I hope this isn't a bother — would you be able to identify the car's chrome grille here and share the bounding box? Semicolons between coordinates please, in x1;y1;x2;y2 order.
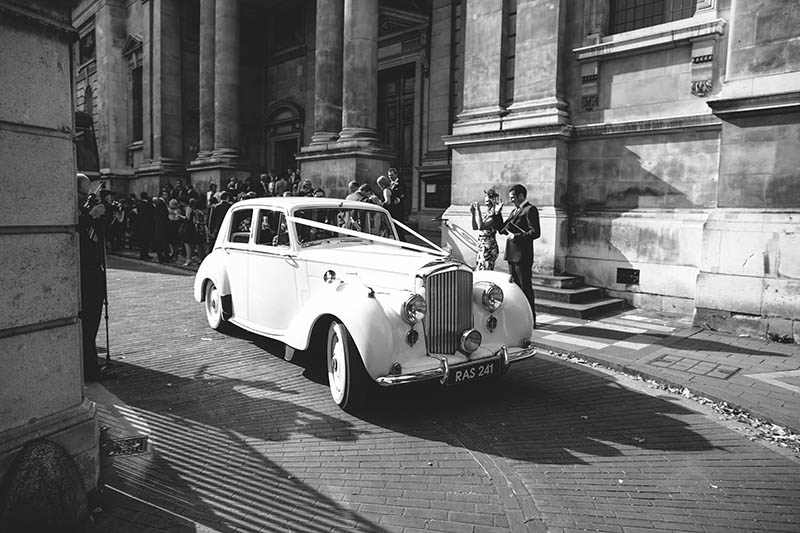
424;268;473;354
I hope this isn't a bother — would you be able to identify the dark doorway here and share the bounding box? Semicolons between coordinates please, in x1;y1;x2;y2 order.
378;64;416;185
273;138;298;177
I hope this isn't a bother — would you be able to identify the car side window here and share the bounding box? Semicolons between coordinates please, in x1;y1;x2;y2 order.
228;209;253;244
256;209;288;248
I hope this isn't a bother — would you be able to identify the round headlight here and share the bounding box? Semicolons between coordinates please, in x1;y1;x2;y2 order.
402;294;427;324
481;283;504;312
460;329;482;354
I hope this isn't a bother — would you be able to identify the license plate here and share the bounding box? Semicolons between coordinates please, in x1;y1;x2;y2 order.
447;358;499;385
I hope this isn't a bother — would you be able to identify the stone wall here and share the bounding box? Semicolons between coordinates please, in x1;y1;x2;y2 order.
717;112;800;208
696;0;800;341
567;131;720;210
0;0;99;511
726;0;800;81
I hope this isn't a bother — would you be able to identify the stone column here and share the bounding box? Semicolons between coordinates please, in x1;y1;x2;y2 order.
94;1;128;180
338;0;379;142
138;0;185;189
212;0;240;159
151;0;183;162
504;0;568;128
197;0;215;158
310;0;343;145
423;0;453;158
452;0;504;134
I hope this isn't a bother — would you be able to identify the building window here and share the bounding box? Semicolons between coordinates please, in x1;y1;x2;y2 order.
610;0;696;34
131;66;143;142
501;0;517;108
79;28;96;65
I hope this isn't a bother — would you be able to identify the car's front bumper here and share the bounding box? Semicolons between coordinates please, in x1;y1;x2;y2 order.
375;345;536;386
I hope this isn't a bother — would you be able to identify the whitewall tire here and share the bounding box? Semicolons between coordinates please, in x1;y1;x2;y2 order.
204;281;226;331
326;320;369;411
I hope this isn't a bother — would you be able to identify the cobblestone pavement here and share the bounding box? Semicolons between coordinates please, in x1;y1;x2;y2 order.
85;256;800;532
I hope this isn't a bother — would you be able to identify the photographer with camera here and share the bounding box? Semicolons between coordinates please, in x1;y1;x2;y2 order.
76;174;115;381
470;188;504;271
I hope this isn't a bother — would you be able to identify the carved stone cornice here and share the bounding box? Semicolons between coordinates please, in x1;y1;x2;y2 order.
443;124;573;147
573;16;725;62
0;1;76;39
572;114;721;139
707;91;800;118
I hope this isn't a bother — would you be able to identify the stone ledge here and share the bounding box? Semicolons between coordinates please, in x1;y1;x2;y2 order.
296;146;395;162
0;2;76;38
574;16;726;62
443;124;571;147
573;114;721;138
707;90;800;118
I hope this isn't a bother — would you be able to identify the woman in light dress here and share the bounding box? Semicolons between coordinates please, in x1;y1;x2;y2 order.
470;189;503;270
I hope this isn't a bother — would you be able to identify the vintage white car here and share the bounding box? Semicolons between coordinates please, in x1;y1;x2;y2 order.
194;197;536;410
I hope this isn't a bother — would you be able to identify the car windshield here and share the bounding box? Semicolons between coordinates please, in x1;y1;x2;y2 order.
294;206;395;246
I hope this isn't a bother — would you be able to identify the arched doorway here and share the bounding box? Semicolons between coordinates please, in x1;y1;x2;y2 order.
264;101;304;177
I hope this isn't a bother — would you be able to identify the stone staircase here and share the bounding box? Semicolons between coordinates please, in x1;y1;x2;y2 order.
533;273;626;319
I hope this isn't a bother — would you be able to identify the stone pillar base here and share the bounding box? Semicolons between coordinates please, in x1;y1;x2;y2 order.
188;158;251;197
310;132;339;145
0;399;99;496
133;158;189;197
337;127;379;142
296;145;395;199
505;98;570;130
452;106;505;136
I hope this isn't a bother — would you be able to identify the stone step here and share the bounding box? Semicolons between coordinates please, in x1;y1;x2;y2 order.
535;297;627;319
532;273;585;289
533;285;606;304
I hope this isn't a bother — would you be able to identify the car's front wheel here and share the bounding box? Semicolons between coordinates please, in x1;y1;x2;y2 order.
326;320;369;411
204;280;227;331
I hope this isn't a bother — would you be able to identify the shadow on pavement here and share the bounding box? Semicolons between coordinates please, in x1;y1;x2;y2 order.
211;321;719;466
94;362;381;533
354;356;718;466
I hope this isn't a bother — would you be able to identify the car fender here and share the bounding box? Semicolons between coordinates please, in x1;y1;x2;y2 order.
193;252;232;305
472;269;534;343
284;280;420;379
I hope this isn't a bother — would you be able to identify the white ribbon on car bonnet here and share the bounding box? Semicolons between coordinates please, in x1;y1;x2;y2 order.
285;215;449;257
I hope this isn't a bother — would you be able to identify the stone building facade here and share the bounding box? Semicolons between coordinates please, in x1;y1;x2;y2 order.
1;0;99;522
72;0;799;338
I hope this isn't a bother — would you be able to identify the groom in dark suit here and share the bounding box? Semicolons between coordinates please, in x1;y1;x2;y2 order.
500;184;541;327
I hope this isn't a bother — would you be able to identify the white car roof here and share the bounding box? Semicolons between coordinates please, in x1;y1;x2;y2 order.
231;197;387;213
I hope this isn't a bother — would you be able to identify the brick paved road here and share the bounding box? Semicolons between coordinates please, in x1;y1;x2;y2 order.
86;256;800;532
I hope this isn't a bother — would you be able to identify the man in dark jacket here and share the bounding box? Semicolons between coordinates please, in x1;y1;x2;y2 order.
208;191;232;244
499;184;541;327
134;191;154;259
77;174;114;381
152;191;171;262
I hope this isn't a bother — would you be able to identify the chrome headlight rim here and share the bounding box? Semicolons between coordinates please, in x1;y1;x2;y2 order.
402;294;427;324
481;283;504;312
460;328;482;354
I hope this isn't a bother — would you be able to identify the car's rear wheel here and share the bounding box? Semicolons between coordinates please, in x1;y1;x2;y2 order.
326;320;369;411
204;280;227;331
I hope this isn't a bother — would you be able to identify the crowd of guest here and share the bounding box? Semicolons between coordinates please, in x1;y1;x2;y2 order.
97;167;408;264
